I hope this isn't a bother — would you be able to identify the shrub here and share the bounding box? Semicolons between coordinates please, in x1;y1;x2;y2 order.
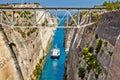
27;28;37;36
30;28;37;33
36;32;38;37
95;34;98;39
21;32;26;38
84;56;90;62
17;28;26;38
87;58;97;69
39;59;42;63
87;64;92;71
3;16;6;20
91;12;100;26
96;66;101;74
102;1;120;11
88;46;94;53
33;44;34;48
78;67;86;79
25;11;31;15
69;15;78;26
42;19;48;26
95;73;99;79
83;46;102;74
33;57;45;80
83;47;89;55
27;31;30;36
91;12;100;22
16;11;22;14
108;51;113;56
29;59;31;62
104;41;108;47
29;14;34;19
33;64;42;76
80;11;87;16
84;52;93;62
83;46;93;55
8;14;12;17
34;2;40;5
106;4;114;11
103;1;109;6
95;39;103;53
46;39;52;53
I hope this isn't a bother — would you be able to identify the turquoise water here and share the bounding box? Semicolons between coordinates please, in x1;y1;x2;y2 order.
40;17;66;80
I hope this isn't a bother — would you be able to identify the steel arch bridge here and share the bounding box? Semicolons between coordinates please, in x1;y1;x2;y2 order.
0;7;106;28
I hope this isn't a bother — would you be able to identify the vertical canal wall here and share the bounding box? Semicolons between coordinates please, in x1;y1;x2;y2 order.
0;4;57;80
64;10;120;80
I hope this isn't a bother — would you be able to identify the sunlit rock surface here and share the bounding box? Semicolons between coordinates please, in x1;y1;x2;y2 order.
64;10;120;80
0;4;56;80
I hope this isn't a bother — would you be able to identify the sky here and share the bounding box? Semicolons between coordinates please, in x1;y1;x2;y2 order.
0;0;116;7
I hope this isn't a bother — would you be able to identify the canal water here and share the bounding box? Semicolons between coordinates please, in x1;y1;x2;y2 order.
40;17;66;80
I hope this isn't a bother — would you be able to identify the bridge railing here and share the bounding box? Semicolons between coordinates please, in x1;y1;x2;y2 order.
0;8;106;28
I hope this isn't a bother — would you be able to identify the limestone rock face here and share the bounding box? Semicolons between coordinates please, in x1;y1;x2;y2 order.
0;31;20;80
95;10;120;45
64;28;75;52
0;4;56;80
107;35;120;80
64;10;120;80
65;24;97;80
0;27;55;80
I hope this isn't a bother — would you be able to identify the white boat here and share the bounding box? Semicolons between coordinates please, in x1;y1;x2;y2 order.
50;45;60;59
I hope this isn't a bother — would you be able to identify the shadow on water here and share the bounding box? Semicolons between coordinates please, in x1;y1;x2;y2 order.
40;16;66;80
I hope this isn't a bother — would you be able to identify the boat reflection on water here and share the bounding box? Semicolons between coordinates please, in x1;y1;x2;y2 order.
52;60;58;67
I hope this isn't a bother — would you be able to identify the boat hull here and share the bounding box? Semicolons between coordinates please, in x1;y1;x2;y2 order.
51;56;60;59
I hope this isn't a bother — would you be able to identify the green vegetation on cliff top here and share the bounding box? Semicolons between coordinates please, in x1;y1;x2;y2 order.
102;1;120;11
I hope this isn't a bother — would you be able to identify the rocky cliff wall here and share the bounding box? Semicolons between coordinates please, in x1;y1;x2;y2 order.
0;28;21;80
0;4;56;80
0;26;55;80
64;28;75;52
64;10;120;80
107;35;120;80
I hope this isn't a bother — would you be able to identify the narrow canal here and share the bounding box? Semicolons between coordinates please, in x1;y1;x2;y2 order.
40;18;66;80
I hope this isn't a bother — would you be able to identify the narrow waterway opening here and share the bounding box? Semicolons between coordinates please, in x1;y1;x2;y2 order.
40;16;66;80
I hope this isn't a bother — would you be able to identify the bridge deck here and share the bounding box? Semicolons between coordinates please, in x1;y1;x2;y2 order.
0;7;106;10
